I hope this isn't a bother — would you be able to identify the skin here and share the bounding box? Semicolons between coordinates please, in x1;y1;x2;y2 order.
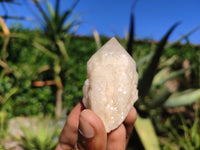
55;102;137;150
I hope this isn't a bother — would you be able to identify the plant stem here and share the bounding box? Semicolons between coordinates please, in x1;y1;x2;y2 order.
55;88;63;118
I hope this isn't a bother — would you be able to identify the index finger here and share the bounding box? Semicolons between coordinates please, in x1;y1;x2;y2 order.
123;107;137;145
56;102;84;150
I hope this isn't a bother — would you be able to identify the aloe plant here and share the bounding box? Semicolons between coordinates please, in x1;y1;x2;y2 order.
27;0;80;118
137;22;180;101
125;2;200;148
133;23;180;150
19;116;59;150
125;1;200;115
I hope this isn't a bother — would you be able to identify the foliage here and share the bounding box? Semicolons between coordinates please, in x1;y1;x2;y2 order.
0;1;199;149
0;27;55;117
137;22;179;102
0;111;8;138
63;36;97;112
123;3;200;149
0;26;199;115
0;20;199;150
19;116;60;150
132;23;180;150
164;89;200;108
0;32;97;117
134;115;160;150
161;109;200;150
28;0;80;118
0;145;6;150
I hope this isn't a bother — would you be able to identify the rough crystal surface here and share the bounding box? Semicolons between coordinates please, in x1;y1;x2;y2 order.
82;37;138;132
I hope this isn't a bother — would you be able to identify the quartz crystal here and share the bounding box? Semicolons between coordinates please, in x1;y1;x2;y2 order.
82;37;138;132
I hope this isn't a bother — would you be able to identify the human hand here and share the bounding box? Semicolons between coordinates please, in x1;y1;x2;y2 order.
55;102;137;150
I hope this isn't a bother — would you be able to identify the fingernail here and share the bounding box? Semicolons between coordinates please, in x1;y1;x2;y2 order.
79;116;94;138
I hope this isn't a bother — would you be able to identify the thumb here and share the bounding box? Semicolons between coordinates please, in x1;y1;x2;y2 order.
77;109;107;150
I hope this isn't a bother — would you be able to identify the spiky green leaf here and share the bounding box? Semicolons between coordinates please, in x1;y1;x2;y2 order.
164;89;200;107
152;64;196;91
147;88;171;109
126;0;137;56
138;22;180;99
45;0;55;19
60;0;79;25
135;114;160;150
126;13;134;56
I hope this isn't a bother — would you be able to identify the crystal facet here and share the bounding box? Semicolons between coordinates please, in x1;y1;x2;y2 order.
82;37;138;132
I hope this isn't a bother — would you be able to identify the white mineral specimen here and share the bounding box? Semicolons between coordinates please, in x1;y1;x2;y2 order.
82;37;138;132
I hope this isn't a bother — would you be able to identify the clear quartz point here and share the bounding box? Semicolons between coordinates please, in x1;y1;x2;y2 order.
82;37;138;133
